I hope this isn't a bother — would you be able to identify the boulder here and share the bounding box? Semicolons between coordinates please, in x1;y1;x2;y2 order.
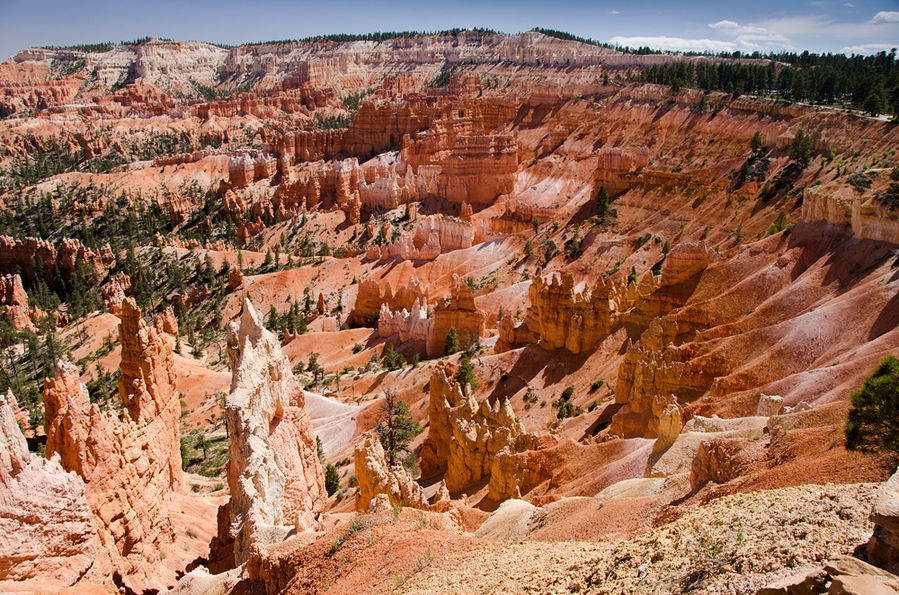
868;466;899;574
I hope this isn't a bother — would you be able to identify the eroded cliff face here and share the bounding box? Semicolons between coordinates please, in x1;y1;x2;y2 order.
219;298;326;566
33;297;189;590
500;271;658;355
117;298;183;489
801;170;899;244
0;399;95;586
420;362;538;493
353;431;428;512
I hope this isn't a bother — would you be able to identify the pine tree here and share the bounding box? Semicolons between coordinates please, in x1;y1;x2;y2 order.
596;186;610;219
750;131;764;153
324;463;340;496
790;130;812;167
376;389;422;465
845;356;899;457
444;327;460;356
453;352;478;395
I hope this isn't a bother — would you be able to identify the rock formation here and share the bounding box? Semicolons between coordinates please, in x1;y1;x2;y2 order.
351;276;428;326
227;268;245;291
217;298;326;566
0;235;113;281
100;272;131;314
3;389;28;433
0;273;36;330
419;362;537;492
425;275;485;358
0;399;95;586
41;297;184;590
117;298;183;488
592;147;650;196
868;465;899;574
377;298;432;344
152;306;179;335
353;431;428;512
802;172;899;244
502;271;657;355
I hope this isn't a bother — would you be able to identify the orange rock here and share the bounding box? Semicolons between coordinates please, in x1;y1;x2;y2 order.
0;235;113;281
0;273;36;331
0;273;28;307
152;306;179;335
354;431;428;512
419;362;537;493
100;271;131;314
228;268;245;292
42;298;184;590
351;276;428;326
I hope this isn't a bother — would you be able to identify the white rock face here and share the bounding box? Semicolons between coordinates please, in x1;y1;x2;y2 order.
224;298;326;565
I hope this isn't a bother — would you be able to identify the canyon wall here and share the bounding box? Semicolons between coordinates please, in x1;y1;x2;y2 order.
0;236;114;280
802;175;899;245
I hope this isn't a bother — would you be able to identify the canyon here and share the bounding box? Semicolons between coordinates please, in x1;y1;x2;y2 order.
0;29;897;594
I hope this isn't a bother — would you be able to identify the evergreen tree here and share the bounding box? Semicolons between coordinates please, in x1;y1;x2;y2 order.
595;186;610;219
845;356;899;457
790;130;812;167
324;463;340;496
864;89;884;116
376;389;422;465
453;352;478;395
444;327;460;356
750;131;765;153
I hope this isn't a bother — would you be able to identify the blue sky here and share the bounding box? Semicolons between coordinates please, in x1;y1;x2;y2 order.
1;0;897;62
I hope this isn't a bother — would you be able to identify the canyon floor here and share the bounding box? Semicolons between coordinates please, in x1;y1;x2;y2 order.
0;30;897;594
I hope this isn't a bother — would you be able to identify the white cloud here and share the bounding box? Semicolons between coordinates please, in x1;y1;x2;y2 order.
609;10;620;15
870;11;899;23
609;35;737;53
840;43;898;54
843;2;854;7
708;20;768;35
706;19;795;51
